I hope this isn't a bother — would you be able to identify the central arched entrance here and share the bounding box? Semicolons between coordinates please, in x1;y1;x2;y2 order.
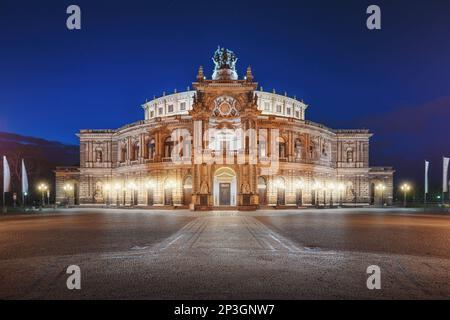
213;167;237;206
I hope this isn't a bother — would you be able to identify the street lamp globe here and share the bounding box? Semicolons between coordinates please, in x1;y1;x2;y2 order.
400;183;410;192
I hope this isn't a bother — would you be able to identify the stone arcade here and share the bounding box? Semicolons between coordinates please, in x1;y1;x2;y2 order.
55;48;394;210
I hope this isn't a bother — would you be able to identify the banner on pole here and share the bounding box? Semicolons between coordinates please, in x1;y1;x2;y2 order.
21;159;29;195
3;156;11;193
443;157;449;192
425;160;429;194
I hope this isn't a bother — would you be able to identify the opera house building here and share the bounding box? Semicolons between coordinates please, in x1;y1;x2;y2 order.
55;48;394;210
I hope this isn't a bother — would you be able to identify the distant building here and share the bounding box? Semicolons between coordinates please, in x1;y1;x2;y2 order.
56;48;394;209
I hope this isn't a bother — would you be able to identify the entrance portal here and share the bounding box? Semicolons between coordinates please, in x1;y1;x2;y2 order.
219;183;231;205
213;167;237;206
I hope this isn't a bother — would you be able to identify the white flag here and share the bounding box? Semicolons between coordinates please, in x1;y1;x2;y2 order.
443;157;450;193
3;156;10;193
425;160;429;194
21;159;29;195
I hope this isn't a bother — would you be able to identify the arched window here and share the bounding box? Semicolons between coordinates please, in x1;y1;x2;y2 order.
278;137;286;158
147;138;155;159
164;136;173;158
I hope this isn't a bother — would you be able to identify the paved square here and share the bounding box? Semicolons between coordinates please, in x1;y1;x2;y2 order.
0;208;449;299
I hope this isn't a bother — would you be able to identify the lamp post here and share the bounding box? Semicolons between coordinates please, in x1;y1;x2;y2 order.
375;183;386;207
400;183;411;207
37;183;48;207
63;183;73;207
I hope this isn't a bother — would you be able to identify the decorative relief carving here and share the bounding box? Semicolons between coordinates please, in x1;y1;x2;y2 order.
212;96;239;117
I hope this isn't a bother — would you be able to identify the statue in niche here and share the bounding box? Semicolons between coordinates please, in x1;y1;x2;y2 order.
242;182;250;194
95;149;103;163
94;181;104;203
309;142;315;159
322;141;328;157
200;181;209;194
345;183;356;202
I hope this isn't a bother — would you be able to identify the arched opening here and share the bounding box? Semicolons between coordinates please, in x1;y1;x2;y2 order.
274;177;285;205
164;179;174;205
278;137;286;159
73;182;79;205
257;176;267;205
164;136;174;158
213;167;237;206
145;179;156;206
183;176;193;205
370;182;375;205
311;189;316;206
147;188;154;205
131;143;139;161
182;135;192;159
133;189;138;206
147;138;156;159
295;178;303;206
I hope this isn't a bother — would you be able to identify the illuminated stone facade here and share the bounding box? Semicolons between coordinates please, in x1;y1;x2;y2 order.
55;48;394;209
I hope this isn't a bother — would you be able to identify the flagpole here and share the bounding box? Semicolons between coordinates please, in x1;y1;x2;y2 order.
424;160;428;208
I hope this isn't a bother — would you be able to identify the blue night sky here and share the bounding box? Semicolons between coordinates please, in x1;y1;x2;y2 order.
1;0;450;186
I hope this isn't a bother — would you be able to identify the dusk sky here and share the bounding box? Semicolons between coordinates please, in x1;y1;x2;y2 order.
1;0;450;187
